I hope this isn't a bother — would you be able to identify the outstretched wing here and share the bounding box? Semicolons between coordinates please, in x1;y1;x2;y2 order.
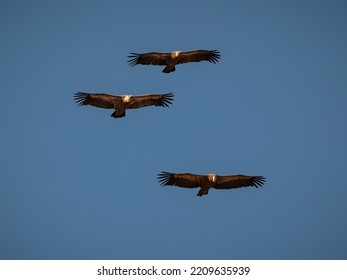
176;49;221;65
128;93;174;109
214;175;266;189
74;92;120;109
158;172;202;189
128;52;171;66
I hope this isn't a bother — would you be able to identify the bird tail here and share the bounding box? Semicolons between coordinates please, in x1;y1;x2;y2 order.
111;111;126;118
163;65;175;73
197;189;209;197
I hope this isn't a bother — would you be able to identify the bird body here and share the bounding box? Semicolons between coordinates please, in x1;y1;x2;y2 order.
128;49;221;73
158;172;266;196
74;92;174;118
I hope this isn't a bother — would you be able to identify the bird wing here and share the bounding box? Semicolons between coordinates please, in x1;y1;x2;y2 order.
176;49;221;65
74;92;121;109
128;93;174;109
128;52;171;66
158;172;202;188
214;175;266;189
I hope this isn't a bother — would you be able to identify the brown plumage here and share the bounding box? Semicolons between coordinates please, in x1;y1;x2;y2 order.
74;92;174;118
158;172;266;197
128;49;221;73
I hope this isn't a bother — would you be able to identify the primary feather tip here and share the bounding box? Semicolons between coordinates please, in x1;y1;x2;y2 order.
157;171;173;186
127;53;140;67
161;93;174;107
73;92;88;106
252;176;266;188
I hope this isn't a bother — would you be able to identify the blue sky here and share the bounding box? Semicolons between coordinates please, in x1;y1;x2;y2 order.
1;0;347;260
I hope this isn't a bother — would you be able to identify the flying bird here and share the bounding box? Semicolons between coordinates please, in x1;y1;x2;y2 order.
128;49;221;73
74;92;174;118
158;172;266;197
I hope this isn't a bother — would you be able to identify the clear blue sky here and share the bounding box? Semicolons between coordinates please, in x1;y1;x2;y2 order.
1;0;346;260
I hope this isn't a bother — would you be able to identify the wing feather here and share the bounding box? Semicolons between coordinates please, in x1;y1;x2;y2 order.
74;92;120;109
128;93;174;109
157;172;201;189
176;49;221;65
214;175;266;190
127;52;171;66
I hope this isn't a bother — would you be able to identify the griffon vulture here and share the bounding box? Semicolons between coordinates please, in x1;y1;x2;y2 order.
128;49;221;73
74;92;174;118
158;172;266;197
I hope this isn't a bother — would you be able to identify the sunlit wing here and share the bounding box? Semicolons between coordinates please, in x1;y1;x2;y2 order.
176;49;221;64
158;172;202;188
128;93;174;109
74;92;120;109
214;175;266;189
127;52;171;66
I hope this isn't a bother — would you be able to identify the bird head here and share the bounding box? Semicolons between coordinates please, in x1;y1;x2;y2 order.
122;95;132;103
171;51;181;58
207;174;217;183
